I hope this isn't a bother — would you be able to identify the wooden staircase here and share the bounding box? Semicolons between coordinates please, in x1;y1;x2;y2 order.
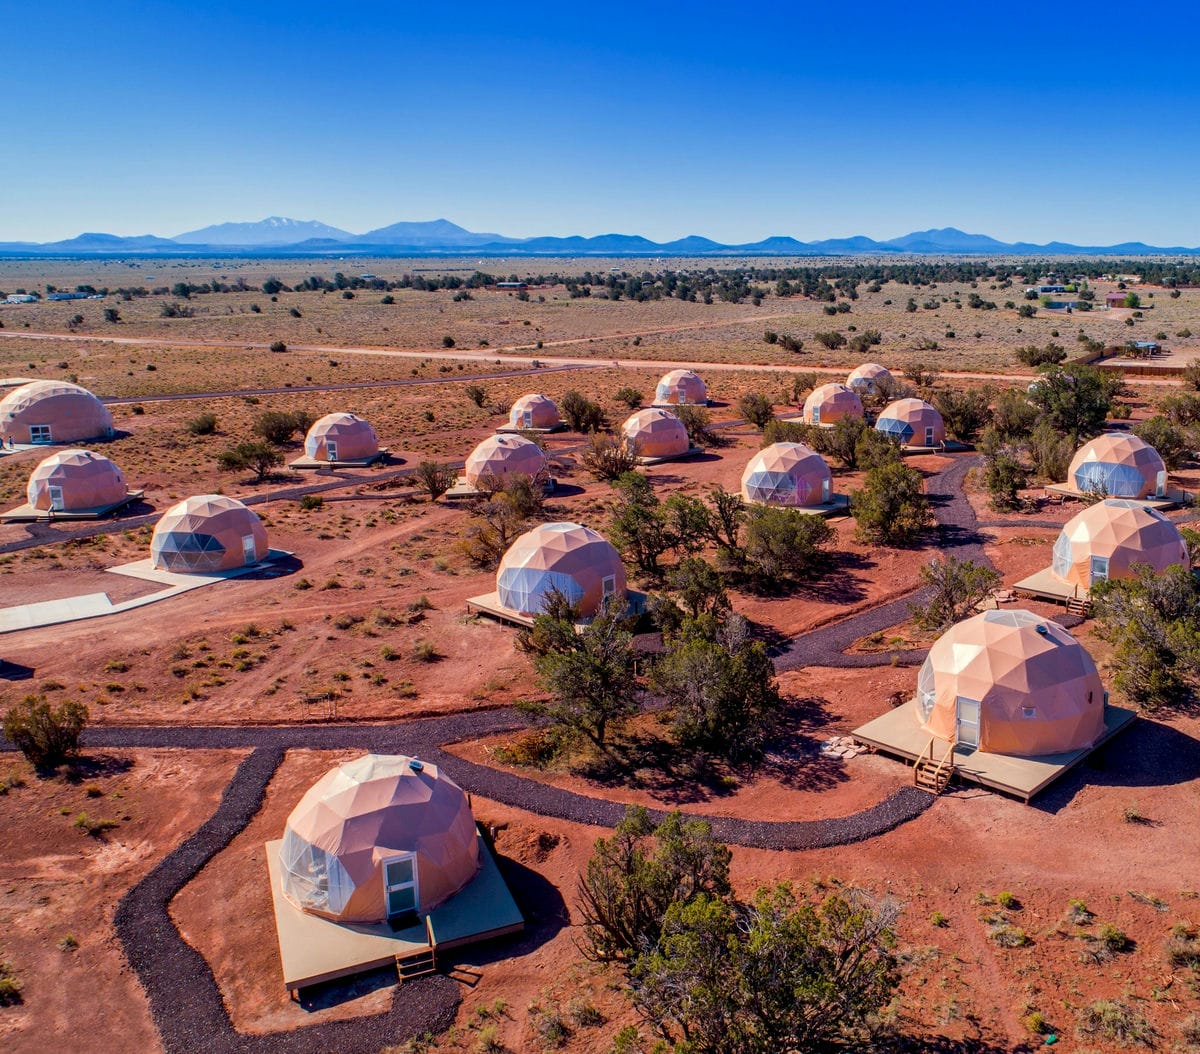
1066;594;1091;617
395;918;438;983
913;738;956;795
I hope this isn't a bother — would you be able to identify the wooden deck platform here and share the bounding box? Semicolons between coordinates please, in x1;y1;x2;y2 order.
444;476;557;501
496;423;567;435
637;446;705;466
289;450;390;470
901;440;973;456
467;590;648;629
1042;482;1186;510
1012;566;1090;605
1;489;144;522
266;830;524;994
742;493;850;518
851;700;1137;802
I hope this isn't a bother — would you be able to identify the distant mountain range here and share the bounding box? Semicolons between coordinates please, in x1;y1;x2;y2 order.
0;219;1197;257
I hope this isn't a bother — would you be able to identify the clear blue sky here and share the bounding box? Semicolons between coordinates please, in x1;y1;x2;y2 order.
5;0;1200;245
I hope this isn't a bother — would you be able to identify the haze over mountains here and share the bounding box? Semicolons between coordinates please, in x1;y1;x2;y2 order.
1;218;1197;256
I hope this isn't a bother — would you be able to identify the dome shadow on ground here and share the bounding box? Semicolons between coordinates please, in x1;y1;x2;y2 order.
1033;717;1200;814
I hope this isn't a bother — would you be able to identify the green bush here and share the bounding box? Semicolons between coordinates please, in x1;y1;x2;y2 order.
186;412;217;436
3;696;88;770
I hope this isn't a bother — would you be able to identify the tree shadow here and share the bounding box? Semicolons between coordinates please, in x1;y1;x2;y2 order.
59;752;135;783
1032;717;1200;814
240;554;304;580
456;855;570;969
296;965;400;1013
876;1031;1034;1053
758;696;851;793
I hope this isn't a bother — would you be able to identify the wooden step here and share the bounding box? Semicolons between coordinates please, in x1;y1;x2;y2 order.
1066;596;1091;617
396;947;436;982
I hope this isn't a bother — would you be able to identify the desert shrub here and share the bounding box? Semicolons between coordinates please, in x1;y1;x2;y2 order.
762;418;813;447
253;410;303;445
560;390;605;433
269;340;287;353
984;451;1029;511
186;412;217;436
673;404;717;447
1027;419;1075;482
1077;1000;1155;1046
218;441;283;482
74;812;119;837
990;923;1030;948
1133;415;1192;470
614;386;643;409
742;506;833;585
852;462;932;545
813;330;847;350
299;494;323;511
465;384;486;407
579;805;731;962
933;387;991;441
581;432;639;481
413;460;458;501
1015;342;1066;367
411;640;440;663
3;696;88;770
910;556;1001;632
0;960;21;1005
738;393;774;429
441;335;455;348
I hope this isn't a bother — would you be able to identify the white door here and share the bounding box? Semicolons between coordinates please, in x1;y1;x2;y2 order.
242;534;258;564
821;478;831;503
602;574;616;599
383;853;419;919
1156;470;1167;497
956;697;980;750
925;426;935;446
48;485;64;511
811;405;821;425
326;440;338;462
677;386;687;403
1090;556;1109;584
522;410;533;427
30;424;51;444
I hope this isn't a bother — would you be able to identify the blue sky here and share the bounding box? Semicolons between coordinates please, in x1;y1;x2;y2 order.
4;0;1199;244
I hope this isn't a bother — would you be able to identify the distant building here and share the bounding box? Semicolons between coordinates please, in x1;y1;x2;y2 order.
496;281;528;290
47;292;88;301
1106;291;1131;307
5;294;37;304
1027;284;1066;294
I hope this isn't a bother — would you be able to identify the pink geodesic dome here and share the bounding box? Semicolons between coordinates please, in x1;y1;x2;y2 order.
464;434;547;488
150;494;268;574
875;397;945;446
303;413;379;462
1067;432;1166;499
622;408;690;459
496;521;626;616
846;363;892;395
0;380;114;445
508;393;560;430
1052;498;1189;590
916;609;1105;757
740;442;832;507
655;369;707;405
278;755;480;924
802;383;864;426
26;448;128;511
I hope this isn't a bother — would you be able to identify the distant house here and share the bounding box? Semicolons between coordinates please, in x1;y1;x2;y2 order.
5;294;37;304
496;281;528;290
1027;284;1066;294
47;292;88;301
1106;291;1131;308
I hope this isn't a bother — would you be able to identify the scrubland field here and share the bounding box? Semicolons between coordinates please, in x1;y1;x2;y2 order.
2;256;1200;1054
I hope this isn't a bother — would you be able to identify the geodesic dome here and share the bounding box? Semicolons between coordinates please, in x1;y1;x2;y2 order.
0;380;114;445
26;448;128;512
915;609;1104;757
622;408;690;459
875;398;944;446
496;522;626;616
303;413;379;462
278;754;480;924
150;494;268;574
1068;432;1166;499
655;369;707;405
464;434;547;489
1052;498;1189;589
846;363;892;395
802;383;864;426
508;393;560;430
740;442;832;507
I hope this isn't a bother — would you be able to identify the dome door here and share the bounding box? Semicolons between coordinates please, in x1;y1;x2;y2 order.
822;478;831;503
955;697;980;751
521;410;533;427
1156;470;1167;498
925;425;935;446
48;485;64;511
326;440;338;462
1089;556;1109;585
383;852;420;921
30;424;51;444
811;405;820;425
242;534;258;564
